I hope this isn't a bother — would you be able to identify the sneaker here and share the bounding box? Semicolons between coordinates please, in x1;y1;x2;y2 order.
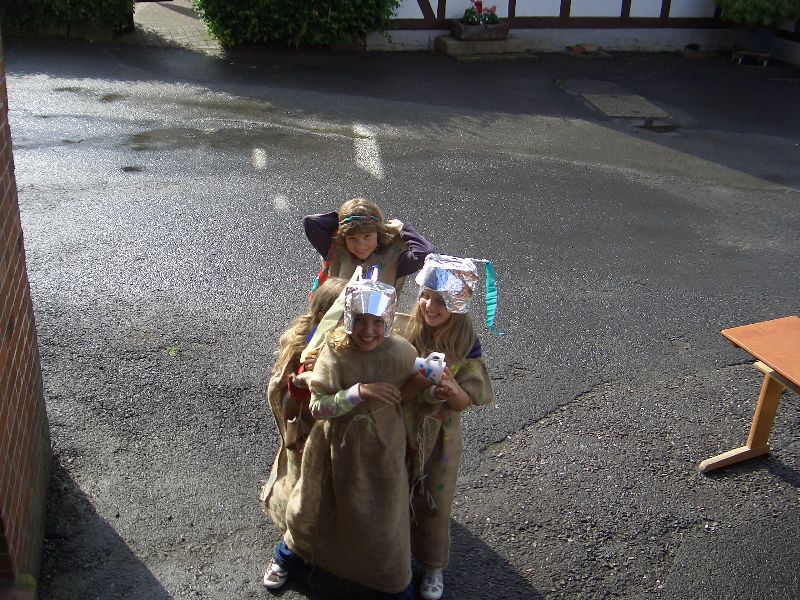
419;567;443;600
262;559;288;590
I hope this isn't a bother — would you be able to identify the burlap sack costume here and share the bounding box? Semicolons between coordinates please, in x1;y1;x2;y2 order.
327;234;405;289
259;359;313;534
403;359;494;568
283;335;418;594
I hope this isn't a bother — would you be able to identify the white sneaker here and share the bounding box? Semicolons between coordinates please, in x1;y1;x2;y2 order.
262;559;288;590
419;567;444;600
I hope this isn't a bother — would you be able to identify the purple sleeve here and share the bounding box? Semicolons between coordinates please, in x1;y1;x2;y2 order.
467;336;482;359
303;212;339;256
396;222;435;277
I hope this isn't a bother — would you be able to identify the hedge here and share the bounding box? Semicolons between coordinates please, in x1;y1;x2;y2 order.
192;0;400;47
0;0;133;34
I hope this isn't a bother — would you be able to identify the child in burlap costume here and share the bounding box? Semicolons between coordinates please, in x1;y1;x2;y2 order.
304;197;434;291
265;274;418;599
398;254;496;600
259;277;346;535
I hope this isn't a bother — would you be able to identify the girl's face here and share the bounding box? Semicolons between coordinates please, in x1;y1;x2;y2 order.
350;314;386;352
419;289;452;328
345;231;378;260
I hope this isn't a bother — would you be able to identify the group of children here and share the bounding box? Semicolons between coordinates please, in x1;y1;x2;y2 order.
259;198;497;600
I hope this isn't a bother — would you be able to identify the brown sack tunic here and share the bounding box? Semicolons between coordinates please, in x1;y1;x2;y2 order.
259;360;311;534
284;335;418;594
404;359;494;568
327;234;404;288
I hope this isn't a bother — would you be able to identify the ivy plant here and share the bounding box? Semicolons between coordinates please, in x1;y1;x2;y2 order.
716;0;800;27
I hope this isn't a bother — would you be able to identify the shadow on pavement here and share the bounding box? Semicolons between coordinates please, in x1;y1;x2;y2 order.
703;452;800;489
256;519;541;599
447;519;543;599
5;36;800;190
38;457;171;600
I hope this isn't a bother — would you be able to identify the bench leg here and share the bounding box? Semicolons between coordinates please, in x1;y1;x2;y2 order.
699;373;783;474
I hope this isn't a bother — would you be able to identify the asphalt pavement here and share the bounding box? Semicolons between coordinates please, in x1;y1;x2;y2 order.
3;19;799;600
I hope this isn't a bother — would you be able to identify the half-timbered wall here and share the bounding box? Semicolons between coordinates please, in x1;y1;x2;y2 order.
372;0;730;51
389;0;719;29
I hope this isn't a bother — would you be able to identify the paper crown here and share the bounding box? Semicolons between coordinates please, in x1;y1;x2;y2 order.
415;254;479;314
344;272;396;337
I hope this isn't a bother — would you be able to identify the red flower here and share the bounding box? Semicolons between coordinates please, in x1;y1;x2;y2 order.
475;1;483;14
489;5;496;13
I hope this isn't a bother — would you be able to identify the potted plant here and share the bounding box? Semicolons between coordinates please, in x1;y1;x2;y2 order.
715;0;800;53
451;0;509;41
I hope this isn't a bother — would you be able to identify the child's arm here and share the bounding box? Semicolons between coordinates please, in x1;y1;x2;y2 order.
309;384;363;419
400;372;433;403
394;222;435;277
303;212;339;256
310;382;402;418
432;368;471;412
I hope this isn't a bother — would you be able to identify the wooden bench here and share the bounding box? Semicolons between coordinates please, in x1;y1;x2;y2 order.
699;315;800;474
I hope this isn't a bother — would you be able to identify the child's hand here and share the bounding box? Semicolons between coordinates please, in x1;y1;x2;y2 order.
303;348;321;371
360;382;402;406
385;218;403;233
432;368;457;401
432;368;470;411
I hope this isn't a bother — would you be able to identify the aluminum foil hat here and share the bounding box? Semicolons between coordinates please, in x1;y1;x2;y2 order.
344;269;396;337
416;253;504;335
415;254;479;314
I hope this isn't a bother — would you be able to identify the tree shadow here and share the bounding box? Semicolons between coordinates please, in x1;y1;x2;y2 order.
38;458;171;600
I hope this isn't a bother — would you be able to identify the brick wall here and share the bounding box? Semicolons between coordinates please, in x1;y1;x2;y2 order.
0;30;51;595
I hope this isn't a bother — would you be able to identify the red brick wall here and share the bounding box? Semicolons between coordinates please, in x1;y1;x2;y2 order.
0;30;51;592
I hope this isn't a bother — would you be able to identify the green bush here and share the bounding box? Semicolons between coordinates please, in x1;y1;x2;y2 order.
716;0;800;27
192;0;400;47
0;0;133;33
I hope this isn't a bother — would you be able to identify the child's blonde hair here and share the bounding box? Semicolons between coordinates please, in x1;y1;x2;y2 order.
272;277;347;376
406;299;477;365
333;197;394;251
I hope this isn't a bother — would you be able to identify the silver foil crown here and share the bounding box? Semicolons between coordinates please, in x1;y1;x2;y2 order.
344;278;397;337
415;253;479;314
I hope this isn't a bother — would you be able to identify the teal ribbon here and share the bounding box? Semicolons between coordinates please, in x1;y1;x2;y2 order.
483;260;504;336
338;215;380;225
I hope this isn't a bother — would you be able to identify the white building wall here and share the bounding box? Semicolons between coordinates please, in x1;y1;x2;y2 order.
392;0;720;20
570;0;620;17
515;0;561;17
629;0;661;18
668;0;716;18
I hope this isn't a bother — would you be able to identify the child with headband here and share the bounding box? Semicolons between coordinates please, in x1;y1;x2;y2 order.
398;254;497;600
264;273;418;599
259;277;347;537
304;197;434;290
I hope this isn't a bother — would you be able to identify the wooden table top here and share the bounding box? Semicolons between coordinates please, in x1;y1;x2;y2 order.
721;316;800;389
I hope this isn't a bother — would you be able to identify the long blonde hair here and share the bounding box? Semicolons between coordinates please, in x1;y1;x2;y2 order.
272;278;347;376
406;300;477;365
333;197;394;251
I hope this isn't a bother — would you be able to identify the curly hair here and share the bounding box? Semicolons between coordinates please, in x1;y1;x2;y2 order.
333;197;394;251
272;277;347;377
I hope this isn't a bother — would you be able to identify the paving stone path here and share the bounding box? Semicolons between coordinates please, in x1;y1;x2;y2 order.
118;0;222;55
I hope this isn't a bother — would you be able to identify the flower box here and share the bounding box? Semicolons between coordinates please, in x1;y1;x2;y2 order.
451;20;509;41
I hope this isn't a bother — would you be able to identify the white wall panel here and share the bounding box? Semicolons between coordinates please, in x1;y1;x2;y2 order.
570;0;621;17
515;0;562;17
630;0;661;18
445;0;473;19
669;0;716;18
393;0;426;19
